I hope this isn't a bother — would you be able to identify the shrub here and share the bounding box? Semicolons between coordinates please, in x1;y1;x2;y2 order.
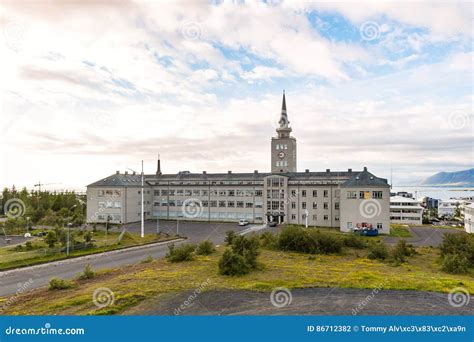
230;235;260;268
367;241;388;260
309;230;343;254
78;264;95;280
48;278;73;290
259;231;278;249
25;241;33;251
84;231;93;244
44;231;58;248
218;249;250;276
224;230;236;246
343;234;367;249
166;243;196;262
390;240;416;263
442;253;469;274
196;240;215;255
440;233;474;267
278;226;343;254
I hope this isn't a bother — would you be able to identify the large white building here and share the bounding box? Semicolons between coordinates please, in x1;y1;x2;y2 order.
438;199;461;218
86;93;391;234
390;195;423;225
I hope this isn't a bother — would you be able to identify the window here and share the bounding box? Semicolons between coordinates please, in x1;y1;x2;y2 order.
302;190;306;197
335;202;340;210
323;190;328;197
227;201;235;208
202;190;208;196
312;202;317;209
324;202;328;210
347;191;357;199
302;214;306;220
335;190;340;198
154;190;160;196
192;190;199;196
162;190;168;196
302;202;306;209
377;223;383;229
228;190;235;197
245;202;253;208
98;190;105;197
373;191;383;199
312;190;317;197
255;190;263;197
335;215;339;221
237;201;244;208
291;214;296;220
284;144;288;149
312;214;317;221
219;190;226;196
185;190;191;196
169;190;175;196
154;201;160;207
291;190;297;197
210;201;217;207
347;222;353;229
324;215;328;221
219;201;226;208
177;189;184;196
291;202;296;209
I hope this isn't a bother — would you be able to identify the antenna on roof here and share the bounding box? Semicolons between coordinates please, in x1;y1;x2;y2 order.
157;154;162;175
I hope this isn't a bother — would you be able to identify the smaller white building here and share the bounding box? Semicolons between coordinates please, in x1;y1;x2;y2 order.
438;199;460;218
464;203;474;234
390;195;423;225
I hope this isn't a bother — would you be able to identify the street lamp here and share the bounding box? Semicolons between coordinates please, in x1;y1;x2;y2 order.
127;160;145;238
66;204;77;256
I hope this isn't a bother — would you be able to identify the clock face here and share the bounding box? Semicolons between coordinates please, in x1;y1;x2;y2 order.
278;151;285;159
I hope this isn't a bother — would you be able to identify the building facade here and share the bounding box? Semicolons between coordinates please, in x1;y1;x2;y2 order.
86;93;390;234
464;203;474;234
390;195;423;225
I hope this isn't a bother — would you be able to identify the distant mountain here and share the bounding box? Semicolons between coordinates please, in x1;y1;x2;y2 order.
420;168;474;187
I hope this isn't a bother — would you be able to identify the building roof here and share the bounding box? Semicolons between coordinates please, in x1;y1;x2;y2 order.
87;173;142;187
340;167;389;188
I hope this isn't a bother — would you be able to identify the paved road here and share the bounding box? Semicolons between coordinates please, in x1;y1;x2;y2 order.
0;221;246;297
383;226;462;247
130;288;473;316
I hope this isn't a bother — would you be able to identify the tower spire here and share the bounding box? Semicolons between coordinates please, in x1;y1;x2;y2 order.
156;154;162;175
277;90;291;134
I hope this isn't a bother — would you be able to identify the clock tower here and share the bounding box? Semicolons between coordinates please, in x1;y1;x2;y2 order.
271;91;297;173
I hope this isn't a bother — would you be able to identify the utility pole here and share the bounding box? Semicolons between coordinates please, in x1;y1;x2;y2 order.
141;160;144;238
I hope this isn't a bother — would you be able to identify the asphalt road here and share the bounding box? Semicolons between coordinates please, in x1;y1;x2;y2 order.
130;288;473;316
0;221;245;297
383;226;461;247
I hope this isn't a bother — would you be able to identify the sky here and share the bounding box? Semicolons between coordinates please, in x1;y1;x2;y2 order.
0;0;472;191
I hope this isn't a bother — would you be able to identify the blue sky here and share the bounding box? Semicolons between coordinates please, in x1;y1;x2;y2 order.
0;0;472;190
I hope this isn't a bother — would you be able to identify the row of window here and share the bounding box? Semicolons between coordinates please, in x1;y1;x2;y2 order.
155;200;263;209
347;222;383;229
276;161;288;167
97;214;122;221
290;214;339;221
153;189;263;197
155;211;263;221
98;190;121;197
275;144;288;150
98;201;122;209
347;191;383;199
291;189;339;198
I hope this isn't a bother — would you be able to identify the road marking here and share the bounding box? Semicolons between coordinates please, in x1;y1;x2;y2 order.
239;224;267;236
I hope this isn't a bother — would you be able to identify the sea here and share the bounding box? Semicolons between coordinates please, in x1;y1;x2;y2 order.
391;186;474;201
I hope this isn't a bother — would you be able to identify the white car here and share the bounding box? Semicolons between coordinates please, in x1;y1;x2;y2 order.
238;219;249;226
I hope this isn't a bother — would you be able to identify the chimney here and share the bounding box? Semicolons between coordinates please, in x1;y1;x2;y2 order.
254;170;258;174
326;168;330;173
305;169;309;173
348;168;352;173
133;171;136;175
156;154;162;175
203;171;207;175
116;171;119;175
125;171;128;175
228;171;232;174
364;166;368;172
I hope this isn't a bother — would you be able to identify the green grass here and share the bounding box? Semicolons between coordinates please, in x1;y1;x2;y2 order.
389;225;412;237
0;231;178;271
2;244;472;315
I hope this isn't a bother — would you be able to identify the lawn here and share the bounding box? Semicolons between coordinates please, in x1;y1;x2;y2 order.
0;230;178;271
389;225;412;237
1;243;472;315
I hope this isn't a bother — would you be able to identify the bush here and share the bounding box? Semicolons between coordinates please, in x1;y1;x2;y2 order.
277;226;343;254
48;277;73;290
196;240;215;255
391;240;416;263
78;264;95;280
259;231;278;249
343;234;367;249
224;231;236;246
442;253;469;274
218;249;251;276
84;231;93;244
440;233;474;267
367;241;388;260
230;235;260;268
25;241;33;251
166;243;196;262
44;231;58;248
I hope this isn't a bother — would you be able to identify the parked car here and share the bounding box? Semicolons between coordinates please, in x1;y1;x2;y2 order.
238;219;249;226
268;221;277;227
